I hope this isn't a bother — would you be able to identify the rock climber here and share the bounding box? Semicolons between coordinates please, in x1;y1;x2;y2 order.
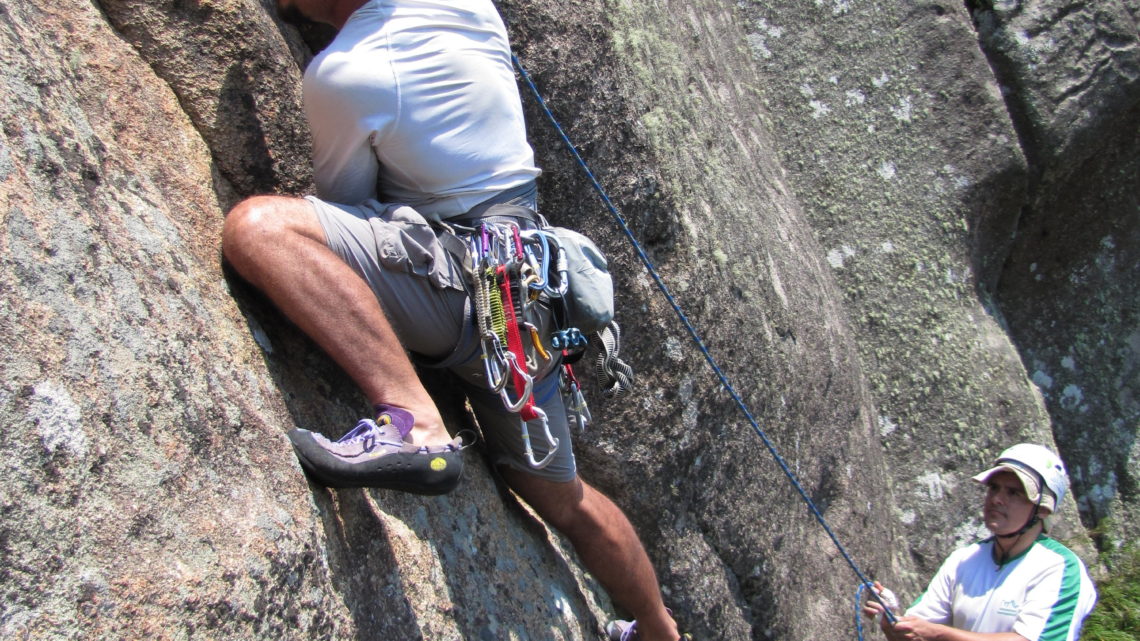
221;0;684;638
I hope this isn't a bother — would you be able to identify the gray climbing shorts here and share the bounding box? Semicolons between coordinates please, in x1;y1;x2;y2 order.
307;183;577;483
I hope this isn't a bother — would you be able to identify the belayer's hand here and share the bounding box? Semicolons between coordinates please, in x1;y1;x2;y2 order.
862;581;898;620
879;615;942;641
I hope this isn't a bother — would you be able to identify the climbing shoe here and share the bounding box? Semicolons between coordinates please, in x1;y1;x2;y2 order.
606;619;693;641
288;405;464;495
606;620;638;641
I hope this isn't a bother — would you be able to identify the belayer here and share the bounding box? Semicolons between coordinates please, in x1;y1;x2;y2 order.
221;0;684;638
863;443;1097;641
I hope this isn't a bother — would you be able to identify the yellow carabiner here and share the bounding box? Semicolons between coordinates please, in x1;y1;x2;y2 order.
528;325;551;361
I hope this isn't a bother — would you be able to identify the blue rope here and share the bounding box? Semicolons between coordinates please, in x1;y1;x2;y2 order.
855;582;871;641
512;54;899;628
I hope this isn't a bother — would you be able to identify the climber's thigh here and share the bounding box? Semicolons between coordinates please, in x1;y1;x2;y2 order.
306;196;466;361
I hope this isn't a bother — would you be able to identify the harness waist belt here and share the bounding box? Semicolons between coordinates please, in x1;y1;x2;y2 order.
449;203;542;230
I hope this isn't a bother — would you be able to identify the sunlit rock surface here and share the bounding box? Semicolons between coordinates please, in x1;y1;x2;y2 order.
1;0;1133;638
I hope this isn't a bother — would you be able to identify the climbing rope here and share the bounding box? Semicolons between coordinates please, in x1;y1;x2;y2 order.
855;581;899;640
512;53;900;628
855;582;872;641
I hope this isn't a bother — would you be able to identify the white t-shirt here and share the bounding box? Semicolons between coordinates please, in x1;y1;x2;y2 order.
907;535;1096;641
303;0;540;218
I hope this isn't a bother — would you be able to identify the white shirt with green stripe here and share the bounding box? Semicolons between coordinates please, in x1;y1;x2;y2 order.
907;535;1096;641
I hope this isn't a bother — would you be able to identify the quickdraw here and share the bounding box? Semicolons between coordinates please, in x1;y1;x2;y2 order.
496;263;537;416
561;363;591;432
463;219;580;469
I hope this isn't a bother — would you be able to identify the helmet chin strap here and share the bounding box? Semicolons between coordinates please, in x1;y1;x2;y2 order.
995;506;1040;539
993;497;1043;566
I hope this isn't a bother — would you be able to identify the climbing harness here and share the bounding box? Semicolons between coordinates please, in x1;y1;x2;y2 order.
450;212;630;469
511;54;899;629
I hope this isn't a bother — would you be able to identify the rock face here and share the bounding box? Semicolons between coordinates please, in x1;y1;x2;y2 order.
0;1;1134;641
978;0;1140;545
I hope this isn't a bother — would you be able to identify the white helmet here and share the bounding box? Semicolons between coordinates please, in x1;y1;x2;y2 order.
972;443;1068;513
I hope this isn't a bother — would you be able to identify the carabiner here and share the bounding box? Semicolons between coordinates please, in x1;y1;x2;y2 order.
543;230;569;298
520;229;550;291
498;352;534;413
510;223;524;261
480;334;510;393
521;406;559;469
526;323;551;361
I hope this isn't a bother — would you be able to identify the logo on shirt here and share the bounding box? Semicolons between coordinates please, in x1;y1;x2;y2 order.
997;599;1020;617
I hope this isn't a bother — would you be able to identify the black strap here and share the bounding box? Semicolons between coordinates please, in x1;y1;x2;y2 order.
448;203;543;230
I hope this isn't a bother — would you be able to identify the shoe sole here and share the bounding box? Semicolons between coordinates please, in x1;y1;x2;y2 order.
288;430;463;495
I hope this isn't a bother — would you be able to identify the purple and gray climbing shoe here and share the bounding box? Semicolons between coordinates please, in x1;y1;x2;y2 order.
606;618;692;641
287;405;463;495
606;620;638;641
